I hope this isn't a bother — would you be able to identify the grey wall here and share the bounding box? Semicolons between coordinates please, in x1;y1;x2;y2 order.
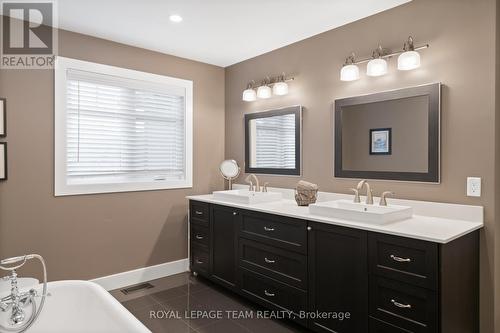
225;0;497;331
0;28;225;281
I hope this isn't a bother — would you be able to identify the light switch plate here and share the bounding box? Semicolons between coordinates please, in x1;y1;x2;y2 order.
467;177;481;197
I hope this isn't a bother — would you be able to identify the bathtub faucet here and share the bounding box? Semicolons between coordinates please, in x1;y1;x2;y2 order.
0;269;37;325
0;254;48;332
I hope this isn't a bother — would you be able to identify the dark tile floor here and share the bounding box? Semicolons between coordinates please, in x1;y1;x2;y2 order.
111;272;308;333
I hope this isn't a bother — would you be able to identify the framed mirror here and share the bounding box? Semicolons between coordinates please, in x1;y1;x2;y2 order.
245;106;302;175
335;83;441;182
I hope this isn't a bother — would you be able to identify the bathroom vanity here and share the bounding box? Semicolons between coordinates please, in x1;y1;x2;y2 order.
187;189;482;333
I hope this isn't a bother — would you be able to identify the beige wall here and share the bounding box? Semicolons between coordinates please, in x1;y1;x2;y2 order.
225;0;497;331
495;0;500;331
341;96;429;172
0;1;498;331
0;29;225;280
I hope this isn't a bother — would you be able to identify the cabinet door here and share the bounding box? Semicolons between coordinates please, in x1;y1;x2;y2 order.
210;204;239;289
308;222;368;333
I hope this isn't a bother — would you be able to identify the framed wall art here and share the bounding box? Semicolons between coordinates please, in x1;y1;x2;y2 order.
0;142;7;181
0;98;5;137
369;128;392;155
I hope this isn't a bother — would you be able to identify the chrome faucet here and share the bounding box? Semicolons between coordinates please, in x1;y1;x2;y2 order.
379;191;395;206
0;254;48;332
1;270;36;325
357;180;373;205
262;182;270;192
245;174;260;192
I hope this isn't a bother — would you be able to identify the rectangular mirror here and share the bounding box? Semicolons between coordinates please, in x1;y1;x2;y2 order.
335;83;441;182
245;106;302;175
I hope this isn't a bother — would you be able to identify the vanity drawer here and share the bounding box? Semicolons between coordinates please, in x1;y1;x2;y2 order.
370;277;437;333
191;247;210;276
190;224;209;248
240;268;307;323
239;238;307;289
190;201;210;225
240;211;307;254
369;233;438;290
369;317;415;333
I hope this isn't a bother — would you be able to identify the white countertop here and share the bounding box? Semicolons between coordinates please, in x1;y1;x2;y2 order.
187;190;483;244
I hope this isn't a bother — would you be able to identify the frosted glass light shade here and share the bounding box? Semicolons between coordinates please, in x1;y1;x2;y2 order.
366;58;388;77
257;85;272;99
398;50;421;70
242;88;256;102
273;81;289;95
340;64;360;81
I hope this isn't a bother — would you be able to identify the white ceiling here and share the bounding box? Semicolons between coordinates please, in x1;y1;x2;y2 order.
57;0;410;67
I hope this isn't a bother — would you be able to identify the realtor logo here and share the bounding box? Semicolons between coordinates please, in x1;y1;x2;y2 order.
1;1;57;69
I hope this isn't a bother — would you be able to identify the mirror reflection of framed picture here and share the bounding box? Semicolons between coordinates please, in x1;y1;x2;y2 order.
0;98;5;137
370;128;392;155
0;143;6;181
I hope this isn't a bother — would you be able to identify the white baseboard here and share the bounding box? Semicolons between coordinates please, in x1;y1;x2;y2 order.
91;258;189;291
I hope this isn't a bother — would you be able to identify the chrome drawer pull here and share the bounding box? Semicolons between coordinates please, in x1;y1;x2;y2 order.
264;226;275;232
264;290;275;297
195;259;204;264
264;257;275;264
390;255;412;263
195;211;203;215
195;235;204;240
391;299;412;309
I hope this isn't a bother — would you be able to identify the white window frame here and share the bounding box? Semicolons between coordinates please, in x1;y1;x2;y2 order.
54;56;193;196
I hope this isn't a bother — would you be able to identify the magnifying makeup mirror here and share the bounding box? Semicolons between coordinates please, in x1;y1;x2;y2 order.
220;159;240;190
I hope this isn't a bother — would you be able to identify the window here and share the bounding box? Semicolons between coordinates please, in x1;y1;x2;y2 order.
55;57;193;196
245;106;301;176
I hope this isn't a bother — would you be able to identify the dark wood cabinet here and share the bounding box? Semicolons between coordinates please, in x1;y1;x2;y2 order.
369;276;437;332
240;267;308;326
369;317;415;333
239;210;307;254
239;238;307;289
190;201;210;226
189;200;479;333
308;221;368;333
191;246;210;276
368;232;479;333
210;204;239;290
368;233;438;290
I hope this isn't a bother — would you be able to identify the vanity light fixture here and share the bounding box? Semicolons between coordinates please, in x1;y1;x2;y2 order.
340;54;360;81
257;79;272;99
242;81;257;102
366;46;389;77
340;36;429;81
398;36;421;70
272;74;289;95
242;74;294;102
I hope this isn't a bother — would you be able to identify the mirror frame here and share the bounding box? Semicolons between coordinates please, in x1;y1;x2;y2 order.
245;105;302;176
334;83;441;182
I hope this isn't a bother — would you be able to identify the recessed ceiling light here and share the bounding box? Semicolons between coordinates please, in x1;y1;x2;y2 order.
169;14;183;23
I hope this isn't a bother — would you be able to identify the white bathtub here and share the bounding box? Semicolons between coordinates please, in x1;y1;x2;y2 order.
0;280;150;333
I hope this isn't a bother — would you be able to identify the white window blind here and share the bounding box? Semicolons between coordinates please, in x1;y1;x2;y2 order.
55;57;193;196
253;114;296;169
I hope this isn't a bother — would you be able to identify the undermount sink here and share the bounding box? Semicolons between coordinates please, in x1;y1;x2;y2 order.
309;199;413;224
213;189;282;204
